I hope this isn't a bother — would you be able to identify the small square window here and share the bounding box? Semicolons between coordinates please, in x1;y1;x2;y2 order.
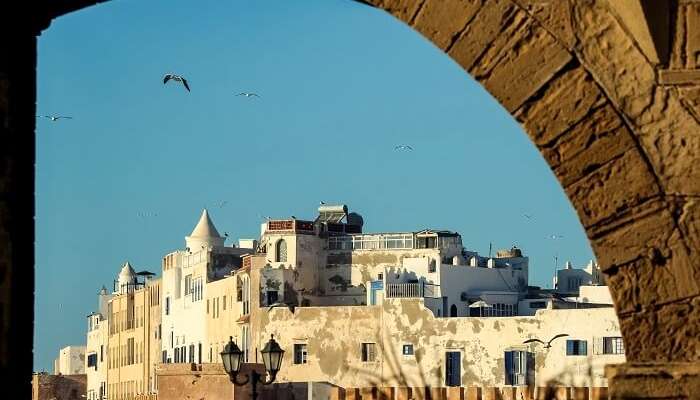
294;344;307;365
402;344;414;356
378;273;383;280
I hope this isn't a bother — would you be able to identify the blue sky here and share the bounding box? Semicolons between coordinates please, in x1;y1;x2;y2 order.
35;0;594;371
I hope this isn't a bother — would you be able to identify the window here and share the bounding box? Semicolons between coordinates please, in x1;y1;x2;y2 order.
293;344;308;365
276;239;288;262
184;274;192;295
189;344;195;363
87;353;98;369
361;343;376;362
428;259;437;273
198;343;202;364
174;348;180;363
566;340;588;356
127;338;135;365
267;290;279;305
529;301;547;309
162;351;167;364
195;277;203;301
402;344;414;356
603;337;625;355
378;273;383;280
165;296;170;315
207;299;210;314
223;295;227;310
100;345;103;362
504;351;533;386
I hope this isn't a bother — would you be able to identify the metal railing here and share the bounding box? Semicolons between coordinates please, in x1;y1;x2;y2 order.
385;282;438;298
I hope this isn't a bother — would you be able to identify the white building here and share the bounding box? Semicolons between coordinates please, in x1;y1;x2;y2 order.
85;287;111;400
54;345;86;375
160;209;253;365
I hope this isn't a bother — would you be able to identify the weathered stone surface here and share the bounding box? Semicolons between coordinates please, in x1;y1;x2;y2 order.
564;150;660;228
606;362;700;399
546;104;636;188
590;199;674;268
412;0;483;50
618;298;700;362
604;239;700;315
478;24;572;112
573;1;700;195
447;0;524;71
512;0;576;49
515;65;606;146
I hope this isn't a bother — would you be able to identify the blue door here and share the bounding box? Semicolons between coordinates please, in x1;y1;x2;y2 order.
445;351;461;386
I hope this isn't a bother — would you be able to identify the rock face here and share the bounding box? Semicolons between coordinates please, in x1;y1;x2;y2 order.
1;1;700;398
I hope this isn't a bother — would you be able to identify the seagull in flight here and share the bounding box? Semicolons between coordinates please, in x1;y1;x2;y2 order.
163;74;190;92
394;145;413;151
523;213;533;220
37;115;72;121
523;333;569;349
236;92;260;98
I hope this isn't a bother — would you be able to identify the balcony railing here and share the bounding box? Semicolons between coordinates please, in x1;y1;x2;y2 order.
385;283;438;298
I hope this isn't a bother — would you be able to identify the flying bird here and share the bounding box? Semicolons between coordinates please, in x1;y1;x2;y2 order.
523;333;569;348
523;213;533;220
394;145;413;151
163;74;190;92
268;302;296;313
320;201;325;205
217;200;228;208
236;92;260;98
37;115;72;121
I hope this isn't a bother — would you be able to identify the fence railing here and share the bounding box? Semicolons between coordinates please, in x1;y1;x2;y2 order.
330;386;609;400
385;283;438;299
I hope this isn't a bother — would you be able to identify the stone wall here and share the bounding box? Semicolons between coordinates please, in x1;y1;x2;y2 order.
32;373;87;400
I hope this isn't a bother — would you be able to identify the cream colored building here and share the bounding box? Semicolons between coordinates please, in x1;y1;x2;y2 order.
106;263;161;400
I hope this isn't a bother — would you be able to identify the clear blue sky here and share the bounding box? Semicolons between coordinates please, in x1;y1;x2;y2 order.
34;0;594;371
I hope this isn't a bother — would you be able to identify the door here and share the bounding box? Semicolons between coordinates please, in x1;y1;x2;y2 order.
450;304;458;317
445;351;461;387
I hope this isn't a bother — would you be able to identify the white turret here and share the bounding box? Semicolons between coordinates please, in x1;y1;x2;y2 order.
185;209;225;251
116;262;137;294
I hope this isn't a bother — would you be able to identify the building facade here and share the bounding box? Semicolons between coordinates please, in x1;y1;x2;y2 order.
54;345;86;375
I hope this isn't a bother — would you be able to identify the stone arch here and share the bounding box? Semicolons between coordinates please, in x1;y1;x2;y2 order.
356;0;700;368
2;0;700;397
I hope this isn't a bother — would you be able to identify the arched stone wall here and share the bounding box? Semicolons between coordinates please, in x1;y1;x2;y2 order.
361;0;700;366
0;0;698;398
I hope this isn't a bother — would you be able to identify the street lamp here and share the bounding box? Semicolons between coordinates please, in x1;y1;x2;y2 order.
220;334;285;400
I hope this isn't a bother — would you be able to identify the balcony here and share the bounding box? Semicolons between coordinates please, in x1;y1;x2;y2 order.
385;282;437;298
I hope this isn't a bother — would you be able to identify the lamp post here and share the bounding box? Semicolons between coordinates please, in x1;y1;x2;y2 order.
220;334;285;400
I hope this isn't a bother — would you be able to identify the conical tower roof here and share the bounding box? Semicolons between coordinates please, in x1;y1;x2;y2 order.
119;262;136;278
189;209;222;239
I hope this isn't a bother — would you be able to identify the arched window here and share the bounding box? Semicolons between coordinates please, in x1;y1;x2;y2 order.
450;304;458;317
276;239;288;262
